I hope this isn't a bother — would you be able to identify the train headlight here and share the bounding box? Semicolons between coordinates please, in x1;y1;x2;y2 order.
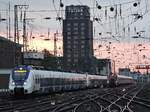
24;81;27;85
107;80;109;84
12;82;15;85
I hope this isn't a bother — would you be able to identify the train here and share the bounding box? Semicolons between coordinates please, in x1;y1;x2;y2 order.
108;74;135;87
9;65;135;95
9;65;108;95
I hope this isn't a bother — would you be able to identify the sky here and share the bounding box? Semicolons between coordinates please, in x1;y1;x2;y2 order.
0;0;150;72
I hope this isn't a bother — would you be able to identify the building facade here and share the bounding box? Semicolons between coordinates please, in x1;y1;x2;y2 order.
119;68;131;76
0;36;22;68
96;59;112;76
63;5;94;73
0;69;11;89
23;51;44;66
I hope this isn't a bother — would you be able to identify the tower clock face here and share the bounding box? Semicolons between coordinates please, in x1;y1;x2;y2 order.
66;6;90;17
68;7;84;13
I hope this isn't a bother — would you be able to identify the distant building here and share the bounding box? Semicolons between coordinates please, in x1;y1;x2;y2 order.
119;68;141;81
96;59;113;76
63;5;94;73
23;51;44;66
0;36;22;89
119;68;130;76
0;36;22;68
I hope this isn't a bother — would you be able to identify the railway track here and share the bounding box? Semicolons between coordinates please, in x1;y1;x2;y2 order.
0;88;114;112
101;84;150;112
0;84;150;112
73;85;135;112
73;84;150;112
50;88;114;112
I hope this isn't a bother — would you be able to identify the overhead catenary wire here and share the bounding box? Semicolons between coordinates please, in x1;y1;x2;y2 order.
94;0;150;40
52;0;59;17
1;0;149;43
93;0;139;8
0;0;140;13
112;4;150;42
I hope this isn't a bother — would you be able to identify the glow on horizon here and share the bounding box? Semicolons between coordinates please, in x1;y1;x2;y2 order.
1;31;150;72
94;42;150;72
28;37;150;72
28;37;62;54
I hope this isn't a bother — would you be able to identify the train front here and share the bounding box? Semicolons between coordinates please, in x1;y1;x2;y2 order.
9;66;31;95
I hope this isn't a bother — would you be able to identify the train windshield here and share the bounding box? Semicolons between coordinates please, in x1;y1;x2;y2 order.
13;70;27;81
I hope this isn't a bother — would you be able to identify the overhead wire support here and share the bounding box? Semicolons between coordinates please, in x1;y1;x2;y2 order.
23;10;27;52
8;1;11;40
14;5;19;43
14;4;29;66
54;31;58;57
14;4;29;44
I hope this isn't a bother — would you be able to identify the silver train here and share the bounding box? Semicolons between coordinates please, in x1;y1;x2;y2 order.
9;65;108;94
9;65;135;95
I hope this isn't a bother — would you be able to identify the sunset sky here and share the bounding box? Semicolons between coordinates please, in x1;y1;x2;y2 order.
0;0;150;71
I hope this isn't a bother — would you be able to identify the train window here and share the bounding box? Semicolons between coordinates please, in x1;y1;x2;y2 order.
49;78;51;85
35;75;37;82
38;77;40;84
49;78;53;85
41;78;49;86
72;79;76;84
39;78;41;84
46;78;49;86
39;75;41;83
33;75;35;81
62;78;64;85
64;78;67;85
54;78;57;85
66;78;69;85
36;75;39;84
41;79;44;87
56;78;61;85
13;70;27;81
37;75;39;81
63;78;65;85
69;78;72;85
51;77;55;86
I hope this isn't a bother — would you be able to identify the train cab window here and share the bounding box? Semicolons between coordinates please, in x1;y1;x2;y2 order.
13;70;27;81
